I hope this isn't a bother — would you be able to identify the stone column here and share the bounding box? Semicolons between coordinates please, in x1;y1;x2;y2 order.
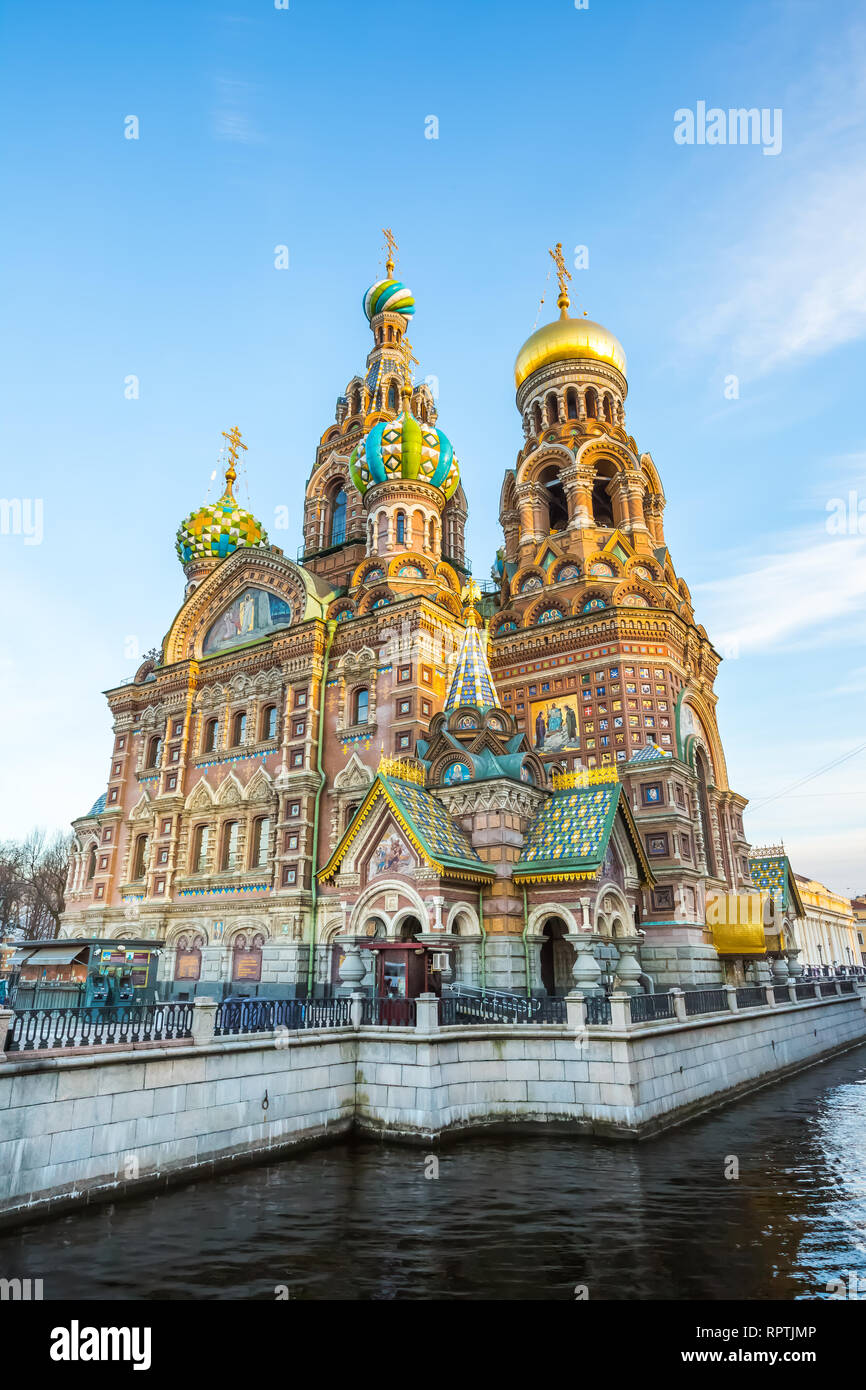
336;938;367;995
565;991;586;1032
609;992;630;1029
566;933;603;994
415;992;439;1032
614;936;643;994
771;954;789;985
725;983;739;1012
191;996;218;1046
669;986;687;1022
785;948;803;980
0;1007;14;1052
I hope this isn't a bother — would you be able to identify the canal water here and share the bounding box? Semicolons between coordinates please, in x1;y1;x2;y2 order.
3;1046;866;1300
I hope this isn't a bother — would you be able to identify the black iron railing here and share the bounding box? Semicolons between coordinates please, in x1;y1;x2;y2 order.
795;982;817;1000
362;996;416;1027
214;997;350;1036
584;995;612;1025
683;988;729;1017
840;980;856;994
736;986;766;1009
629;992;674;1023
819;981;839;998
5;1003;193;1052
535;996;568;1023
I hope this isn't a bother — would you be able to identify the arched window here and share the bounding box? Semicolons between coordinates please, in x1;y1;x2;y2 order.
387;383;398;411
696;749;717;878
251;816;271;869
546;392;559;424
203;718;219;753
261;705;277;741
232;712;247;747
146;736;161;769
351;387;362;415
377;512;388;552
396;511;406;544
429;517;436;549
566;388;579;420
87;847;96;881
532;402;543;434
192;824;209;873
591;474;615;527
330;488;347;546
412;509;425;550
603;393;614;423
345;802;361;829
585;388;598;419
353;687;369;725
540;466;568;532
132;834;148;881
221;821;239;871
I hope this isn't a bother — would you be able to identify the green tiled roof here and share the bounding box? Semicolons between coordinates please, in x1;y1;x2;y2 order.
749;854;805;916
380;774;491;876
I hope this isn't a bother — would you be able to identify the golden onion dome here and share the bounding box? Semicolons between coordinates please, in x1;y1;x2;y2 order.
514;308;627;389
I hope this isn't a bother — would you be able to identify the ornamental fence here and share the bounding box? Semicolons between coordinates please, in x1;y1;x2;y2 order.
214;997;350;1036
4;976;861;1053
4;1003;193;1053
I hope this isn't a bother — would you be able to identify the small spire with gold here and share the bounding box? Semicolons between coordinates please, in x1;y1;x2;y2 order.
548;241;572;319
383;226;398;277
220;425;247;498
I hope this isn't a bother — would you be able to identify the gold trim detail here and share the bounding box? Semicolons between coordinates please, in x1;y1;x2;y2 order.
551;766;619;790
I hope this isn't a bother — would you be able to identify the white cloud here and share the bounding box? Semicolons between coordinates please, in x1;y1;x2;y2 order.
694;533;866;654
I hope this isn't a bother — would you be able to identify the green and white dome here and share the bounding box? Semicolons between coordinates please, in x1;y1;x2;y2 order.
349;409;460;500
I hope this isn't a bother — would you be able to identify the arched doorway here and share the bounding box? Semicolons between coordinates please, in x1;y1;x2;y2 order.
539;917;574;995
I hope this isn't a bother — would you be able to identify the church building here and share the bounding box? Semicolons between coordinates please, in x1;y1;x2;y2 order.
60;238;802;1000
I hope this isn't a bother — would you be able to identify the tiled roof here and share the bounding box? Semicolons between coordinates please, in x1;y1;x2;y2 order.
318;770;493;882
86;793;107;817
626;743;673;765
444;620;500;713
749;853;805;916
515;782;654;885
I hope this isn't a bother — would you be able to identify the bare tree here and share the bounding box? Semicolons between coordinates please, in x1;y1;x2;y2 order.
1;831;72;940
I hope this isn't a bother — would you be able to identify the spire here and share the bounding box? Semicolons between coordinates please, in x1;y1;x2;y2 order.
220;425;247;498
383;226;398;277
445;585;501;713
548;241;572;318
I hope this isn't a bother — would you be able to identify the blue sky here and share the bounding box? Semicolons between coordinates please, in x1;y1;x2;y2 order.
1;0;864;893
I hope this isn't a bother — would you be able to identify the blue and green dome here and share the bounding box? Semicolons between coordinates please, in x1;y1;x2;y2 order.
349;409;460;500
363;278;415;321
177;481;268;566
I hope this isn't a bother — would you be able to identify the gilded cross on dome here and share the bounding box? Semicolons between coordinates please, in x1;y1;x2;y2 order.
220;425;247;495
548;241;572;314
382;227;398;277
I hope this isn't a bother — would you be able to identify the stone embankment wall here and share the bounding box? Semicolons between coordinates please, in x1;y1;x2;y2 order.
1;991;864;1226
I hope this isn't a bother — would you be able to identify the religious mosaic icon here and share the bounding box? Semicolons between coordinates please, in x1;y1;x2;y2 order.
203;588;293;655
368;833;414;879
531;695;581;753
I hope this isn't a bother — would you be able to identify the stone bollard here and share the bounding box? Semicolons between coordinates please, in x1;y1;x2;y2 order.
787;982;798;1004
565;991;587;1032
349;991;364;1030
725;984;739;1013
764;984;776;1008
669;987;687;1022
191;996;218;1046
415;992;439;1033
0;1007;13;1056
608;991;630;1029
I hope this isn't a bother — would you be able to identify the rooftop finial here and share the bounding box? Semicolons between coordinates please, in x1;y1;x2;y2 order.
548;241;572;318
383;226;398;277
220;425;247;497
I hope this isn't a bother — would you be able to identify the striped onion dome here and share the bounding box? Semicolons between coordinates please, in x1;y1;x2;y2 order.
349;408;460;500
362;278;415;320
